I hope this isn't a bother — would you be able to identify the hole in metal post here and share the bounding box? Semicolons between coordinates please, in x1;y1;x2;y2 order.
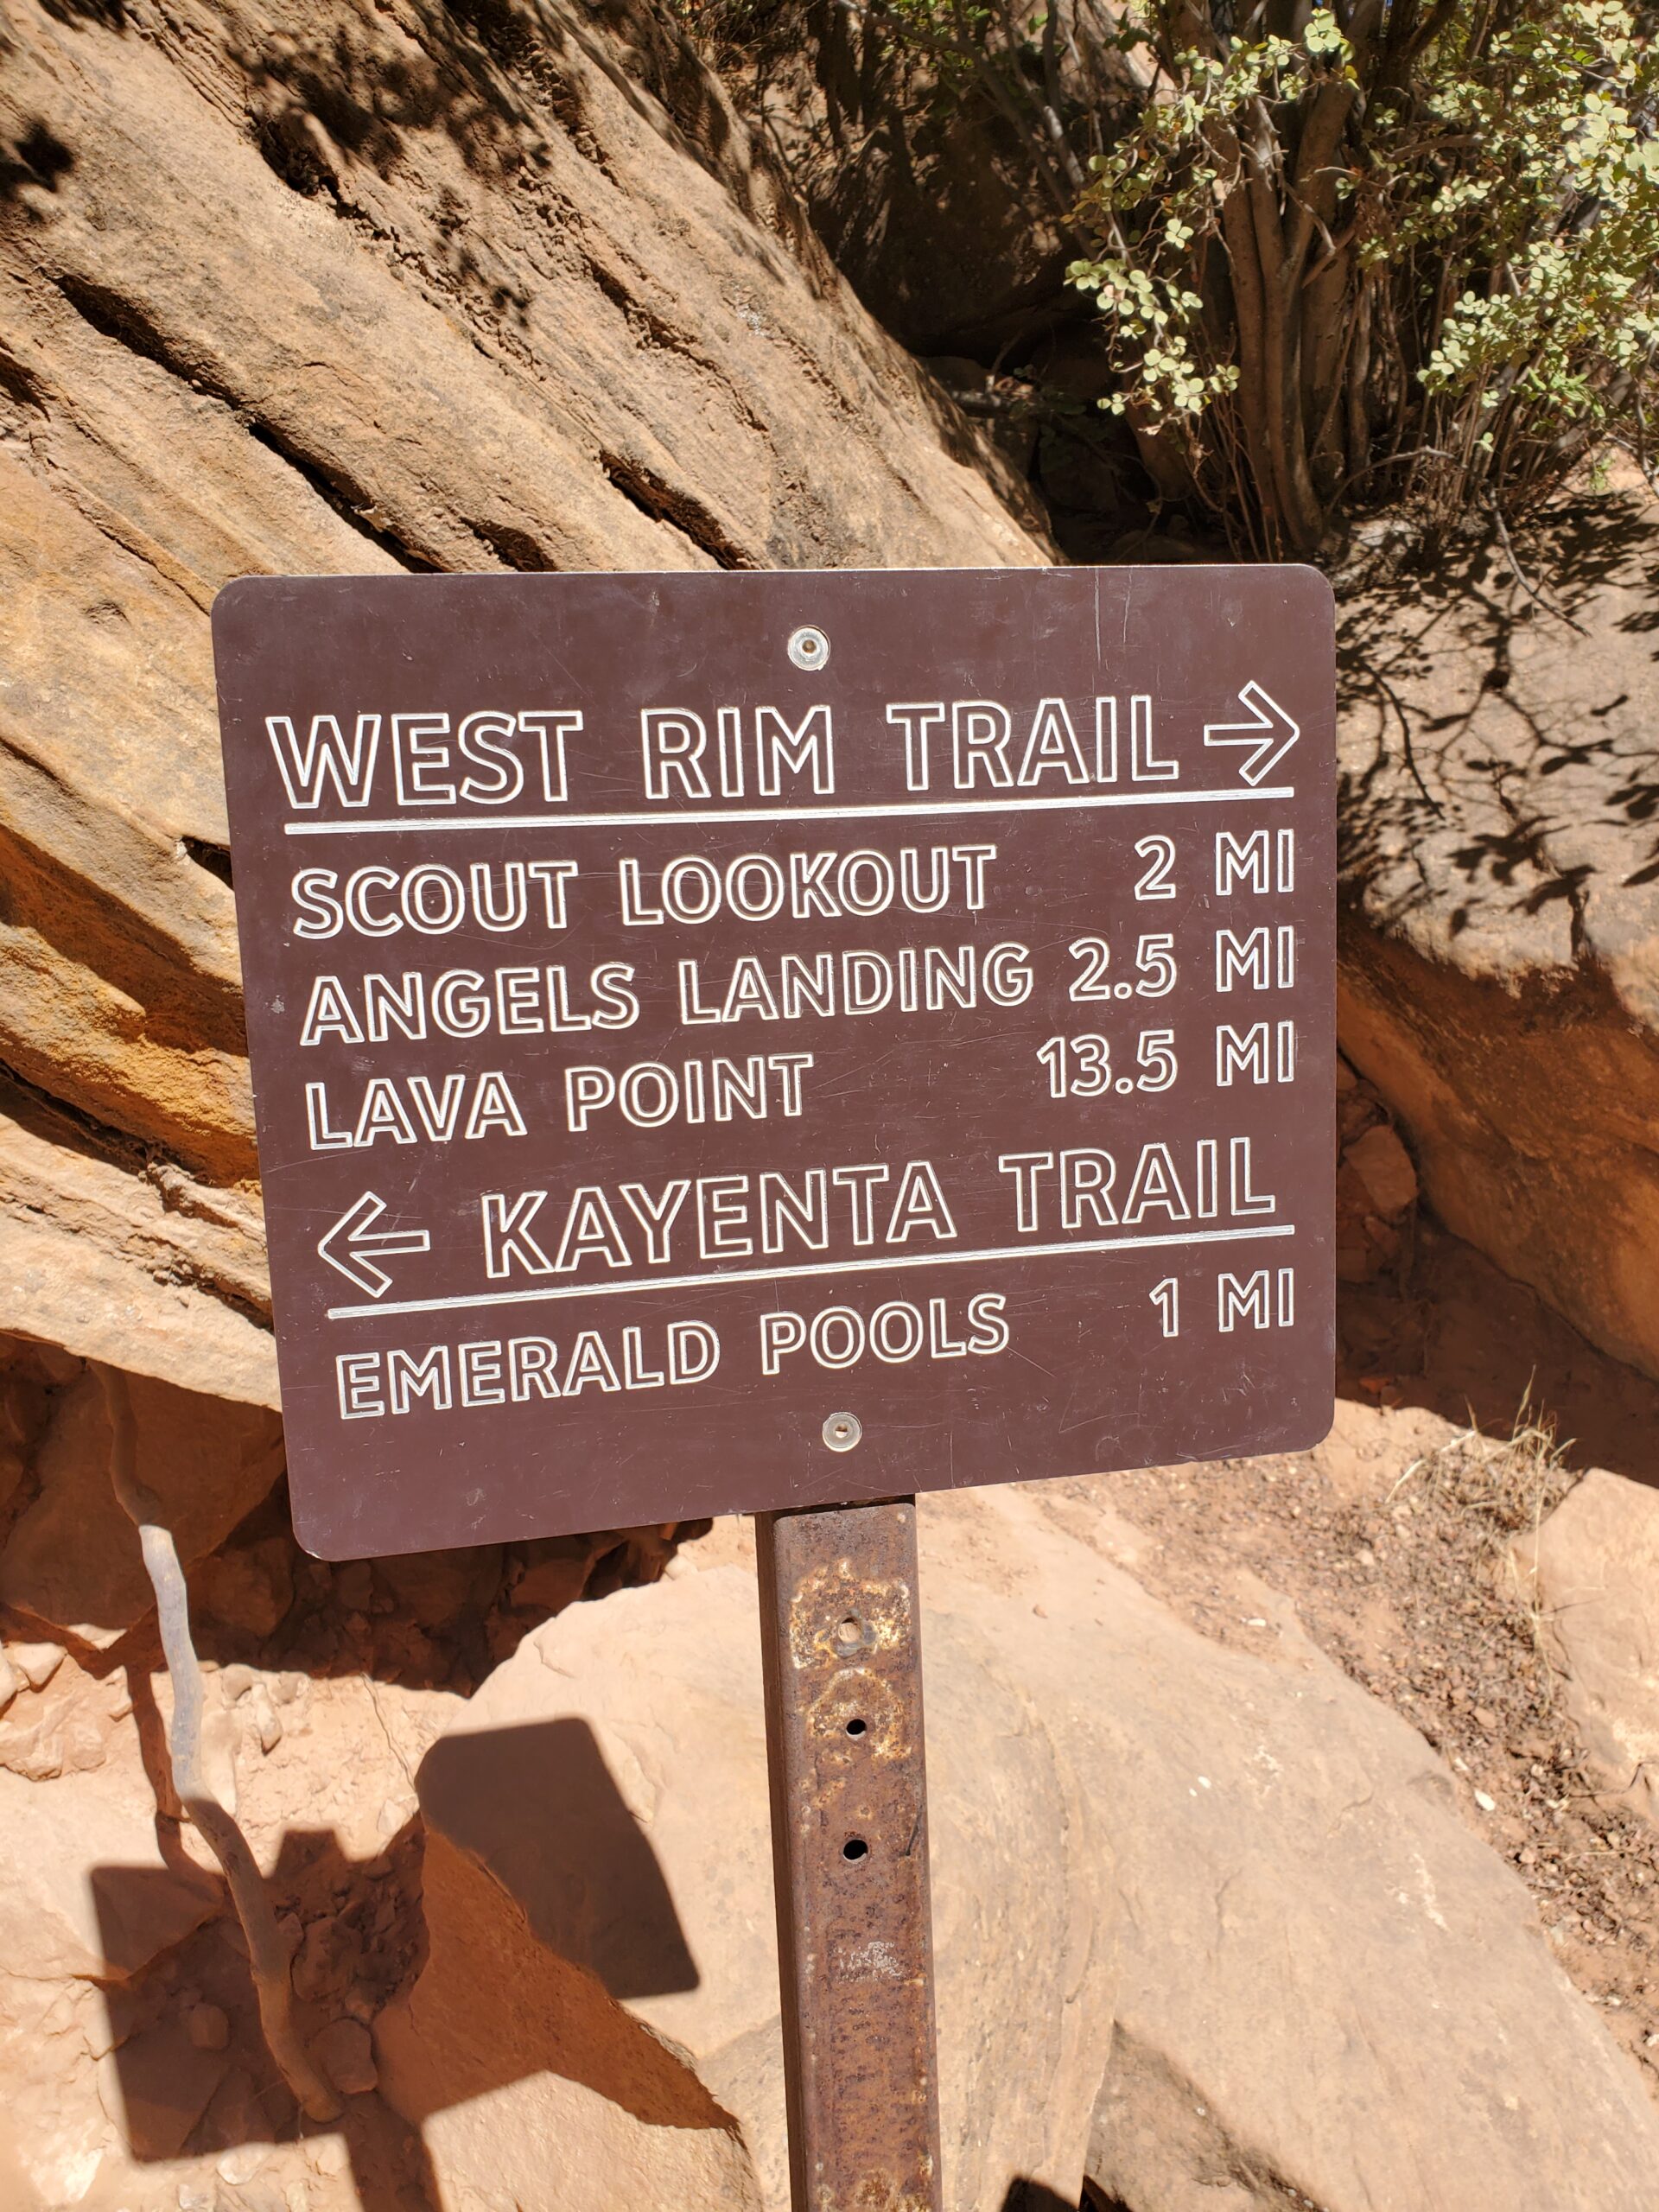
842;1837;869;1862
836;1615;861;1648
845;1717;868;1737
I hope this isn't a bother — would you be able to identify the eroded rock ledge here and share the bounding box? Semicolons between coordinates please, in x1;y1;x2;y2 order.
1337;488;1659;1381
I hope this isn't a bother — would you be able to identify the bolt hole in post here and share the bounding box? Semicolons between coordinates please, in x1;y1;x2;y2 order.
845;1718;868;1738
842;1837;870;1862
836;1614;862;1648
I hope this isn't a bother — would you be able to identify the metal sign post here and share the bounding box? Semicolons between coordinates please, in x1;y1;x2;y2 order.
757;1497;942;2212
213;563;1336;2212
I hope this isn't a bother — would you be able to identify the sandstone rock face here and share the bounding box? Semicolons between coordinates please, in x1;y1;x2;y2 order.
0;1083;277;1410
0;0;1047;1424
0;1347;284;1644
376;1827;766;2212
389;1541;1113;2212
395;1487;1659;2212
1516;1468;1659;1833
0;1759;220;1984
1338;487;1659;1380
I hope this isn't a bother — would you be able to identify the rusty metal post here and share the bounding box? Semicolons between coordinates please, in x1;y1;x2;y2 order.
755;1496;944;2212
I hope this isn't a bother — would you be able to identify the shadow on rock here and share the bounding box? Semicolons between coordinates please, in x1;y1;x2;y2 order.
418;1713;697;2000
92;1825;440;2211
90;1731;728;2208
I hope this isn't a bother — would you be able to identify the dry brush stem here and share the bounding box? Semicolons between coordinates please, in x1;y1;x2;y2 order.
99;1366;342;2126
1401;1395;1578;1693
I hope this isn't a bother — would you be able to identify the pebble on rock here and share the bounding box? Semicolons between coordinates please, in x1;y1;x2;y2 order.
9;1641;66;1690
312;2015;378;2096
248;1681;283;1752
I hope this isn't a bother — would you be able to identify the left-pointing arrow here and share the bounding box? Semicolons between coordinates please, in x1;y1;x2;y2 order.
317;1192;432;1297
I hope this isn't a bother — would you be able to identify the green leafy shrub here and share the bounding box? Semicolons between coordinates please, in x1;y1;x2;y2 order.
874;1;1659;553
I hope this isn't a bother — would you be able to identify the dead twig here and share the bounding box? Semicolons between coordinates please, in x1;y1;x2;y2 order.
1487;493;1588;636
99;1366;341;2125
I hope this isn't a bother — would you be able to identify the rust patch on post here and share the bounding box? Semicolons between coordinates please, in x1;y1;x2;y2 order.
756;1498;943;2212
785;1558;914;1672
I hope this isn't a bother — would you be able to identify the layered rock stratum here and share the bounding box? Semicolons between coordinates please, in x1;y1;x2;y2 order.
0;0;1047;1421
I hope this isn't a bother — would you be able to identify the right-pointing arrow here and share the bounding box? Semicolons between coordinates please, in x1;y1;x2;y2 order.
317;1192;431;1298
1203;680;1300;785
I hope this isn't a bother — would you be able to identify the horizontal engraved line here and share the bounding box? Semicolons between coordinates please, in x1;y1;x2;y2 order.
325;1221;1296;1322
283;786;1295;836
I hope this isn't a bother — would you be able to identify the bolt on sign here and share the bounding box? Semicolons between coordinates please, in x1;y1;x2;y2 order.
213;568;1336;1559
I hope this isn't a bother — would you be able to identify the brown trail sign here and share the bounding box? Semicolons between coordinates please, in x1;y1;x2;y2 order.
213;566;1335;1556
213;565;1336;2211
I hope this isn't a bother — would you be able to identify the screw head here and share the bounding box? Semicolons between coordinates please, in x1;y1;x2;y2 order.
788;626;830;671
822;1411;862;1452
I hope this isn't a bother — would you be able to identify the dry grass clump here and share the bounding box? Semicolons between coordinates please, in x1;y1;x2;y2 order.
1386;1397;1577;1689
1390;1395;1574;1535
